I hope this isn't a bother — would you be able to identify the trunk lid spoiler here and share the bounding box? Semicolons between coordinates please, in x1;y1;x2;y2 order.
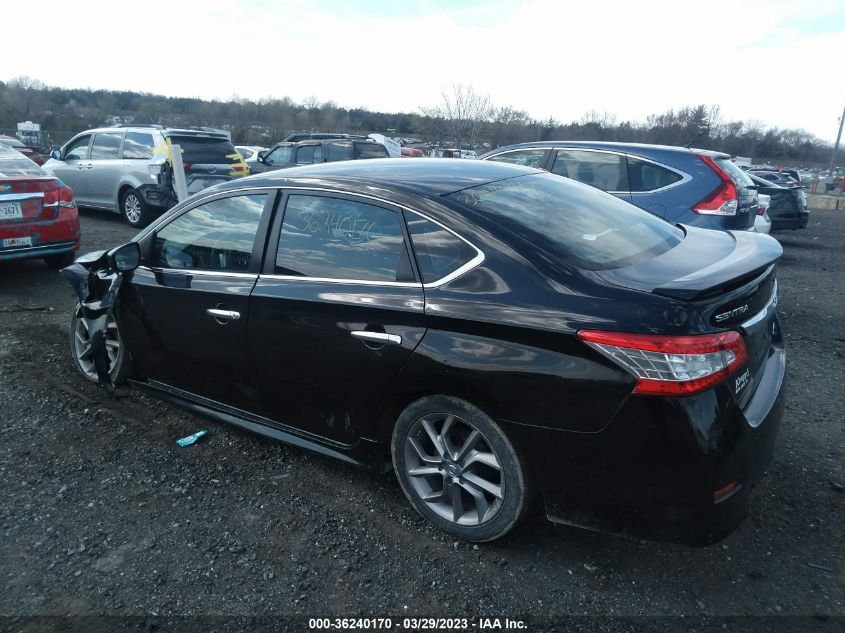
598;226;783;301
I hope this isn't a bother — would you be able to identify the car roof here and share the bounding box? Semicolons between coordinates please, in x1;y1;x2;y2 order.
74;126;229;139
484;140;729;159
220;157;539;196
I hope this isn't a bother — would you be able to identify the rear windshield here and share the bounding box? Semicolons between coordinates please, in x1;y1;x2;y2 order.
446;173;684;270
0;137;26;148
356;143;389;159
0;145;42;176
168;136;237;164
717;157;755;188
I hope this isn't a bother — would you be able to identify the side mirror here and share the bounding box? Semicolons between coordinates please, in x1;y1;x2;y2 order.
51;149;62;160
108;242;141;272
257;151;267;164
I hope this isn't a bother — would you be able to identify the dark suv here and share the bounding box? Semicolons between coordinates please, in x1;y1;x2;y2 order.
481;141;758;231
250;139;389;174
283;132;370;143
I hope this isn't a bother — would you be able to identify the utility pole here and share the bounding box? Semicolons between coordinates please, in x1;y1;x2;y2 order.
829;102;845;177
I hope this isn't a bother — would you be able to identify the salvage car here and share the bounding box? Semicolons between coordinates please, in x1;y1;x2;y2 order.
72;159;785;544
0;144;79;267
749;173;809;231
481;142;758;231
43;126;247;228
249;139;389;174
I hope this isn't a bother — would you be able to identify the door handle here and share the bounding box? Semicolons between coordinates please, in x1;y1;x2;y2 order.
350;330;401;346
206;308;240;322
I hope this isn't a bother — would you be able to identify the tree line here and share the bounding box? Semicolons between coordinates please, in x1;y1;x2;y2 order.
0;77;831;166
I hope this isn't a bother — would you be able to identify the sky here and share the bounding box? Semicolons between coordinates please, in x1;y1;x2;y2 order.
3;0;844;142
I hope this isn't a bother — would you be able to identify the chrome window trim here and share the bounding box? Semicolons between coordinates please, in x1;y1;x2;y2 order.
624;153;691;195
136;185;486;288
138;265;257;280
741;279;778;330
485;146;691;195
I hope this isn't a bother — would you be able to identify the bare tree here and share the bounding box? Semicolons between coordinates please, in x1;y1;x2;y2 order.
423;84;492;149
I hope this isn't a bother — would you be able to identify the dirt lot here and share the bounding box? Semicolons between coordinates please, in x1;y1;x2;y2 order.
0;207;843;628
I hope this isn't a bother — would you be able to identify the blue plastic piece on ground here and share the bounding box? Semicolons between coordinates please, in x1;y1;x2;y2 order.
176;429;209;447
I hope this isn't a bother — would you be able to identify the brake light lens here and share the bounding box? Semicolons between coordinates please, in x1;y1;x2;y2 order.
42;186;77;209
756;205;765;217
694;155;738;216
577;330;747;396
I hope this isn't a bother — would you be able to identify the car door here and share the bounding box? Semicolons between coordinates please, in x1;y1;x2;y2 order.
248;190;427;445
118;190;275;409
548;149;632;202
48;134;92;204
86;131;126;210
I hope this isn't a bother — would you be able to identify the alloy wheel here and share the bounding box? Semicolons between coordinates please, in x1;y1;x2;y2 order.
73;315;121;380
123;194;141;224
403;413;504;526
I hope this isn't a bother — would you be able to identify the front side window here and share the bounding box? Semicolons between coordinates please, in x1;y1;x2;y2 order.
406;213;478;284
488;149;547;168
123;132;155;159
89;133;124;160
151;194;266;272
627;157;683;192
275;195;411;282
446;173;683;271
64;135;91;160
295;145;317;164
265;145;292;166
551;150;623;192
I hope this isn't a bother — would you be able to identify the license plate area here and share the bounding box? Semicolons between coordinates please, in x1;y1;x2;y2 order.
2;236;32;248
0;201;23;221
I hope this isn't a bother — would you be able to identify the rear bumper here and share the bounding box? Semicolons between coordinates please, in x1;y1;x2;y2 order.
0;213;80;262
509;341;786;544
136;184;175;210
771;211;809;231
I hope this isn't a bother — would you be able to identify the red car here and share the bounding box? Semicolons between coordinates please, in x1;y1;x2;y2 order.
0;135;45;165
400;147;425;158
0;144;80;268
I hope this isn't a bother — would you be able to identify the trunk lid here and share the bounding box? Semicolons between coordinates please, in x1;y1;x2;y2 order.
598;226;782;406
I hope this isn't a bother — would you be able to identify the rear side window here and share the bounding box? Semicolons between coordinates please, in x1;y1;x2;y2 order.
123;132;155;159
327;142;354;161
627;157;682;192
168;136;236;164
151;194;266;272
89;133;123;160
238;148;254;160
356;143;389;159
406;213;478;284
487;149;547;168
296;145;317;164
446;173;683;271
275;195;412;282
551;150;624;192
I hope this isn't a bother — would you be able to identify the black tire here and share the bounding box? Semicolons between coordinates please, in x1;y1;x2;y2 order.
120;188;153;228
391;395;530;542
69;308;129;385
44;251;75;269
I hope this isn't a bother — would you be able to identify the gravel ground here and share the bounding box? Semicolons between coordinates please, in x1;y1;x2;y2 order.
0;207;843;627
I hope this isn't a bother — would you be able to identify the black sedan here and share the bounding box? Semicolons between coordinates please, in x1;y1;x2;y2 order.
749;173;809;231
72;159;786;544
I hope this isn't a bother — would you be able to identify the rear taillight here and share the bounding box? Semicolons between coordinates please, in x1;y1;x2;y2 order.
694;155;738;216
43;186;77;209
577;330;747;396
756;205;766;217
